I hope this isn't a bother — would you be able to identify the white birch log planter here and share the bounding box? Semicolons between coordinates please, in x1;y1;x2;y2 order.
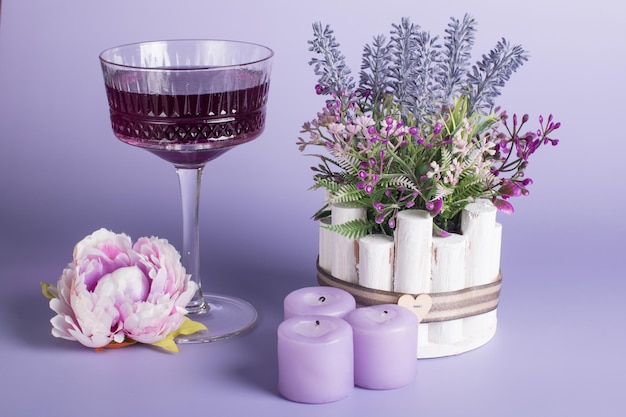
393;210;432;294
318;217;333;273
316;202;503;359
358;234;394;291
490;222;503;281
428;234;466;346
330;203;366;284
461;201;499;342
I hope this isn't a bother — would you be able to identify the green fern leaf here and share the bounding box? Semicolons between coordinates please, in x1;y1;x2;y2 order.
324;219;378;240
440;174;487;218
440;147;453;170
329;184;367;204
313;177;342;193
335;153;362;176
380;175;421;193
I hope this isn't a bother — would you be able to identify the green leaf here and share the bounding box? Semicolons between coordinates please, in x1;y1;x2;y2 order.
40;282;56;299
150;318;209;353
329;184;367;204
311;207;331;221
380;174;421;193
314;177;343;193
323;219;378;240
335;154;362;176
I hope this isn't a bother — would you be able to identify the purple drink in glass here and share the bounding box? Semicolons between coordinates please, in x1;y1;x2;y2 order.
99;40;273;343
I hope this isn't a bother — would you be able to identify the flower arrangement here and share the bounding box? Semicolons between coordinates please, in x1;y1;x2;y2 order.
41;228;206;352
297;15;560;237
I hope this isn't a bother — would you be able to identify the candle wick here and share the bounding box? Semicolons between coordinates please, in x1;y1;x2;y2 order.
383;310;388;314
315;320;320;326
319;296;326;303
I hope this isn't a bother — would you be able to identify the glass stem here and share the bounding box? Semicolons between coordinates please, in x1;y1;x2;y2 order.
176;166;208;314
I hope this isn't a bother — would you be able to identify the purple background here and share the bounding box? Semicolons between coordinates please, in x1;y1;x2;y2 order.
1;0;624;416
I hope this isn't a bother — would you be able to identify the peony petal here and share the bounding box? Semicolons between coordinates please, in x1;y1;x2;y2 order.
50;315;78;341
73;228;133;261
122;302;179;344
93;266;149;304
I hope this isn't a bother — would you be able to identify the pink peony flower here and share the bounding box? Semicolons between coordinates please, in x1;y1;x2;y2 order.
46;228;197;349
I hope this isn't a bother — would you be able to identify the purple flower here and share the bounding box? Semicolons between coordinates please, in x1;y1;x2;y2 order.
425;198;443;216
493;198;515;214
499;180;523;198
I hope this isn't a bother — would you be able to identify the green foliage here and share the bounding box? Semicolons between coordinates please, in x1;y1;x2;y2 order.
298;16;560;238
323;219;379;240
327;183;367;205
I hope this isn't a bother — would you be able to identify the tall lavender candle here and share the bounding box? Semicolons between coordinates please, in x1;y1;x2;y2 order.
277;315;354;403
345;304;418;390
283;286;356;320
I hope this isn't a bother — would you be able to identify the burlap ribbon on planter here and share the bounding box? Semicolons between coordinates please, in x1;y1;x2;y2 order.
316;262;502;323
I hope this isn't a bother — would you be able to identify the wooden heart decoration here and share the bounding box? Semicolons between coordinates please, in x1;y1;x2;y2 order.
397;294;433;323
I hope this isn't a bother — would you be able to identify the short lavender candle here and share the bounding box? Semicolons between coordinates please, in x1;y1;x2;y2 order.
277;315;354;404
345;304;418;390
283;286;356;320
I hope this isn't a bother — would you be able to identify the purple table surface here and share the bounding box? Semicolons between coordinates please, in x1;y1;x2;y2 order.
1;1;625;416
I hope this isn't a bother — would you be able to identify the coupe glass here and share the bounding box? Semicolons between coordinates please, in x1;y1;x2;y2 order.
99;40;273;343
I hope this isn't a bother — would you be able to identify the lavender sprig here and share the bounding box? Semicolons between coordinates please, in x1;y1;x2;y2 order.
440;14;477;102
388;17;422;114
466;38;529;113
407;31;443;125
308;22;355;97
359;34;392;113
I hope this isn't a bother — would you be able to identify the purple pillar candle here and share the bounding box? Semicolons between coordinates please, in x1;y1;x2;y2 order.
283;286;356;320
277;315;354;404
345;304;418;390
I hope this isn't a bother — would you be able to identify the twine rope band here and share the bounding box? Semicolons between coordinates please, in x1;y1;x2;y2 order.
316;261;502;323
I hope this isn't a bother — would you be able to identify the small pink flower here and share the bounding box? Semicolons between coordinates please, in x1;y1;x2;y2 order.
47;229;197;349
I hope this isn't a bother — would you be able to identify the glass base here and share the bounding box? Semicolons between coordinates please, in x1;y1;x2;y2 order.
175;294;258;343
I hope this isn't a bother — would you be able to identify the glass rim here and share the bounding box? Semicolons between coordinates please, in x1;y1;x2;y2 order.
99;39;274;71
